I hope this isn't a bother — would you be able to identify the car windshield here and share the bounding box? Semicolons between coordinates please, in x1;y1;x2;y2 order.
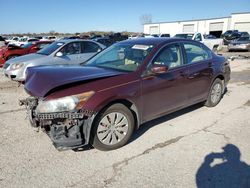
240;32;249;37
204;35;216;39
21;42;33;48
85;43;155;72
237;37;250;41
37;41;64;55
174;34;194;39
19;38;28;42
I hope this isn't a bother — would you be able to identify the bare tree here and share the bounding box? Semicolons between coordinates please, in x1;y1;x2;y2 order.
140;14;152;25
49;30;55;35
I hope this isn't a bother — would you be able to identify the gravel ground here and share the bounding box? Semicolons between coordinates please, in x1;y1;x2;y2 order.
0;55;250;188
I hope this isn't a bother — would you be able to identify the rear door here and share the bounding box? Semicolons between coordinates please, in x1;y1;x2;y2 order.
80;41;102;62
181;42;214;103
141;43;189;122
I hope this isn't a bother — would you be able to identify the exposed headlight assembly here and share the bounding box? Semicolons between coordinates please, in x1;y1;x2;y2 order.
36;91;95;113
11;63;24;70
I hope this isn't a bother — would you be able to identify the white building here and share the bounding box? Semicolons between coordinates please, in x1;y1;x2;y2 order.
144;12;250;37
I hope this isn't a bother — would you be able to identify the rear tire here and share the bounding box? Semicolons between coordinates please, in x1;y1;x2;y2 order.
91;104;135;151
205;78;223;107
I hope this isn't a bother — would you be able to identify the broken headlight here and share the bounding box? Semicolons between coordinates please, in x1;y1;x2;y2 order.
36;91;95;113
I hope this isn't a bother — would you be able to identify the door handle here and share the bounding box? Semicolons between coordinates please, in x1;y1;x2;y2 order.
208;62;215;67
187;72;200;79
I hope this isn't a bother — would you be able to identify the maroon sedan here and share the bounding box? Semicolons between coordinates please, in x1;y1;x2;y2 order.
0;41;52;67
21;38;230;151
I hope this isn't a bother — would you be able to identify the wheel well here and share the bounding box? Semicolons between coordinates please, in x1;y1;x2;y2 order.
216;75;224;81
214;75;225;93
93;99;139;132
213;45;219;49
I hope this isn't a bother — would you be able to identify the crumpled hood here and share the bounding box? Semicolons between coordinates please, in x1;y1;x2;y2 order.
25;65;125;97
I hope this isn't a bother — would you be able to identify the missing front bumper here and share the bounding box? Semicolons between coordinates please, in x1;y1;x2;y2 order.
20;97;96;151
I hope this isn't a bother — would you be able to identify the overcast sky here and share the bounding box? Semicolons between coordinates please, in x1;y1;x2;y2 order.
1;0;250;34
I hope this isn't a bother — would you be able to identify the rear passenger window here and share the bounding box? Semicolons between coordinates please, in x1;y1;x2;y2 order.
184;43;211;64
82;42;100;53
153;44;182;69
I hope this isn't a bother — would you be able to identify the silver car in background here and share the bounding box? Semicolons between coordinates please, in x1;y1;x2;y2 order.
228;37;250;51
4;39;106;82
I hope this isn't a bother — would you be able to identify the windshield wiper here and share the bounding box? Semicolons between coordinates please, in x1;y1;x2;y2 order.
36;52;48;55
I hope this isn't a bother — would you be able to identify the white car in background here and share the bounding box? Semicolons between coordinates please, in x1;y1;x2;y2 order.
174;32;223;52
40;36;57;41
18;38;40;46
10;37;39;46
6;36;20;45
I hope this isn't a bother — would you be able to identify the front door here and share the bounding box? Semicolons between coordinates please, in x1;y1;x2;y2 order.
55;42;82;64
182;42;214;103
141;43;188;122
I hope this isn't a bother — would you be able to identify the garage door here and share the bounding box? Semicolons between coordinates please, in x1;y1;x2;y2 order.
149;26;159;35
183;24;194;32
209;22;223;31
234;22;250;33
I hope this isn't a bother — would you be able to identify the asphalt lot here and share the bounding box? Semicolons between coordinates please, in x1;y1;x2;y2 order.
0;54;250;188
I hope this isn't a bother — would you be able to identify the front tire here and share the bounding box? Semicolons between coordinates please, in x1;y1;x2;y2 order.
91;104;135;151
205;78;223;107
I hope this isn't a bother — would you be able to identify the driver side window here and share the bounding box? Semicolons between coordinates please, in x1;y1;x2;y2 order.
152;44;182;69
194;33;202;41
60;42;81;55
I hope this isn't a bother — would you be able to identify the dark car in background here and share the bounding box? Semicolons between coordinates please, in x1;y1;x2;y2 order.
204;34;217;39
92;33;128;47
93;37;113;47
221;30;239;39
21;38;230;151
0;36;6;48
239;32;249;37
221;30;249;45
160;34;170;37
0;41;52;67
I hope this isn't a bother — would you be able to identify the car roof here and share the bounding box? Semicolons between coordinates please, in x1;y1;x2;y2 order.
56;39;97;43
117;37;194;46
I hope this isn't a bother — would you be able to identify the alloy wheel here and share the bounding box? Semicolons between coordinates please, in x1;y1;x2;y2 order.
97;112;129;145
210;83;222;104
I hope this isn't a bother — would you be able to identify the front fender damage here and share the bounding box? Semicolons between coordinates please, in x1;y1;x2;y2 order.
20;97;96;151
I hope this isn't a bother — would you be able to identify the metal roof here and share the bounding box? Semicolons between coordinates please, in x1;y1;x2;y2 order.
144;12;250;25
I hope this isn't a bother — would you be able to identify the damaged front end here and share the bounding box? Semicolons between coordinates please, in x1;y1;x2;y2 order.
20;97;96;151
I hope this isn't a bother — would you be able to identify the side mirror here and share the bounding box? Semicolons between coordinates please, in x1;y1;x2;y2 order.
55;52;63;57
151;64;168;74
97;48;102;52
194;37;201;41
